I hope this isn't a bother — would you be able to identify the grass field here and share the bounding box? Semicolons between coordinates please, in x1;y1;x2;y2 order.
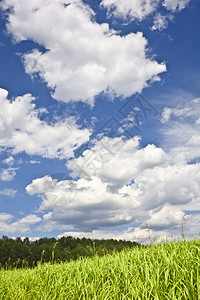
0;238;199;299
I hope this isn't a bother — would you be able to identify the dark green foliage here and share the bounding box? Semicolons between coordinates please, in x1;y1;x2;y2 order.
0;235;140;269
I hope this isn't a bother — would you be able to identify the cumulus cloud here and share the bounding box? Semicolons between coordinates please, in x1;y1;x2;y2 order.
146;204;184;230
56;212;200;244
133;164;200;210
26;132;200;235
163;0;191;11
0;88;90;159
58;224;188;244
57;225;177;244
57;210;200;244
0;213;13;223
1;0;166;104
68;136;167;189
101;0;159;21
0;213;41;234
101;0;191;30
26;175;141;230
23;95;200;239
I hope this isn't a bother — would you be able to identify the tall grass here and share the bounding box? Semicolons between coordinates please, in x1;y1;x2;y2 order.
0;238;199;299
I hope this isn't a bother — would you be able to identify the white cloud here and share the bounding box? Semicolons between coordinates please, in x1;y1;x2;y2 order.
151;13;173;31
18;214;41;225
26;176;57;196
27;237;40;242
0;213;13;223
36;220;74;233
161;97;200;163
43;212;53;221
0;167;17;181
0;188;17;197
2;156;14;166
162;126;200;166
24;95;200;239
196;117;200;125
101;0;191;31
183;214;200;237
65;211;196;245
40;212;200;243
1;0;166;104
57;226;186;245
101;0;159;21
161;98;200;124
68;136;167;189
57;228;141;241
26;175;141;230
0;213;41;234
134;164;200;210
0;88;90;159
163;0;191;11
26;152;200;234
29;160;41;164
161;107;173;123
142;204;185;230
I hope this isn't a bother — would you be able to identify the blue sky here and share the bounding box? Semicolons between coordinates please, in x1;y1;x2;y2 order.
0;0;199;243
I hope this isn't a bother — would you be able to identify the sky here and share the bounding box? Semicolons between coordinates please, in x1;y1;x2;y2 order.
0;0;199;244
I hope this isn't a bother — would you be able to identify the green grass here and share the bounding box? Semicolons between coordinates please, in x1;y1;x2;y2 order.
0;238;199;299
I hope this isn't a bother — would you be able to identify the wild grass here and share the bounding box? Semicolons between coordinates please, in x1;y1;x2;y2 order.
0;238;199;299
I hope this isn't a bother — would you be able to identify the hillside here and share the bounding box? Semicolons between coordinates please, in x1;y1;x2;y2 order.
0;238;199;299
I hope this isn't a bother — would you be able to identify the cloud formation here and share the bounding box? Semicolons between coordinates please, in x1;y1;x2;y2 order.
163;0;191;11
26;175;141;230
161;97;200;164
151;13;173;31
68;136;167;189
0;167;17;181
101;0;159;21
0;88;90;159
0;188;17;197
1;0;166;104
2;156;14;166
101;0;191;30
0;0;196;242
0;213;41;234
26;129;200;236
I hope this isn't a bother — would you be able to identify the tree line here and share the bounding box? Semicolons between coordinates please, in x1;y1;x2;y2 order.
0;235;142;269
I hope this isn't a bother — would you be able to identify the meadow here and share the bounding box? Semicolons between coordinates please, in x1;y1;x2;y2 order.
0;238;199;299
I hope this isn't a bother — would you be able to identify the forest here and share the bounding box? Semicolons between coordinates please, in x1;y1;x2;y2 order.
0;235;141;269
